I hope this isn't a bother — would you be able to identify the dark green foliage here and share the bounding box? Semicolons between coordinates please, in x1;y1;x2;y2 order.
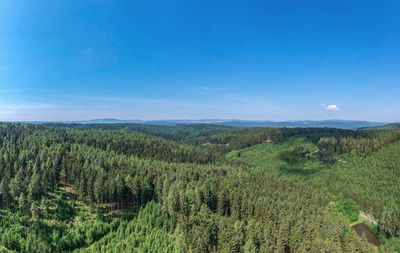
317;137;337;163
63;127;222;164
379;209;400;238
230;134;400;248
279;143;315;164
207;126;400;158
54;193;75;221
0;123;398;252
205;127;357;150
44;123;234;143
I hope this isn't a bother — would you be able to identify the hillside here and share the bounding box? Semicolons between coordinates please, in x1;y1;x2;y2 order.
0;123;399;252
5;0;399;252
37;119;388;130
226;137;400;218
218;119;387;129
360;123;400;130
43;123;234;143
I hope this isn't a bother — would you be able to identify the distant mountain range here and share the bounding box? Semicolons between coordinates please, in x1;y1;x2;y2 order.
48;118;390;130
359;123;400;130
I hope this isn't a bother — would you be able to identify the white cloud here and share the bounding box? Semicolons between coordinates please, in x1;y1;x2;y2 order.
323;104;340;111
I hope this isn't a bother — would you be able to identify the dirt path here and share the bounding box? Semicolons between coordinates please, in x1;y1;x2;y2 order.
359;211;378;225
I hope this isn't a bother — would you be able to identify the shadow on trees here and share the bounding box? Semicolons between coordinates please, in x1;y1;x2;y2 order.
278;165;319;176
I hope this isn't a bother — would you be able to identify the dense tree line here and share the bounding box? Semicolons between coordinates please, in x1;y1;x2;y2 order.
316;130;400;163
204;126;400;163
1;123;398;252
204;127;359;150
230;133;400;251
0;125;382;252
44;123;234;143
78;201;183;253
0;124;221;165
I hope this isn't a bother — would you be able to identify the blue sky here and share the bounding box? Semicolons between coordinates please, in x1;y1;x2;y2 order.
0;0;399;121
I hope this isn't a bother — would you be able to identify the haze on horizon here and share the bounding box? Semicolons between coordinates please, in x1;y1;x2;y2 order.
0;0;399;122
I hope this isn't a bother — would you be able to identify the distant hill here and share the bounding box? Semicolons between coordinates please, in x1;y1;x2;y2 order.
19;118;390;130
214;119;387;129
68;119;387;130
359;123;400;130
77;118;145;124
42;122;234;142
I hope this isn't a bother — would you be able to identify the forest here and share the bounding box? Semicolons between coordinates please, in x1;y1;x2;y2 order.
0;123;399;252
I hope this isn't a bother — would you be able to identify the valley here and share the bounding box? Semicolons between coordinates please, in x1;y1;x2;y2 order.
0;123;399;252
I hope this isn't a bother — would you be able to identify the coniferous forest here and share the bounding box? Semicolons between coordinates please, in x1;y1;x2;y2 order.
0;123;399;252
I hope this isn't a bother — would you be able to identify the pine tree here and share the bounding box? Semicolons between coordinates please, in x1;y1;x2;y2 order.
0;177;10;208
28;170;42;202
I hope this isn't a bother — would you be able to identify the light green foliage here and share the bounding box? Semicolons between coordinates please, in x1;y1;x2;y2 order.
379;237;400;252
0;189;112;252
225;150;241;161
334;200;360;223
232;135;400;242
0;124;398;252
77;201;182;253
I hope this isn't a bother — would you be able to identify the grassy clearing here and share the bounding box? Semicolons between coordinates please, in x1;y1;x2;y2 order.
230;138;400;221
227;137;326;179
227;137;400;251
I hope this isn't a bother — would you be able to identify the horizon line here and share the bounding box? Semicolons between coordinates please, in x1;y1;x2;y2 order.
0;118;395;124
